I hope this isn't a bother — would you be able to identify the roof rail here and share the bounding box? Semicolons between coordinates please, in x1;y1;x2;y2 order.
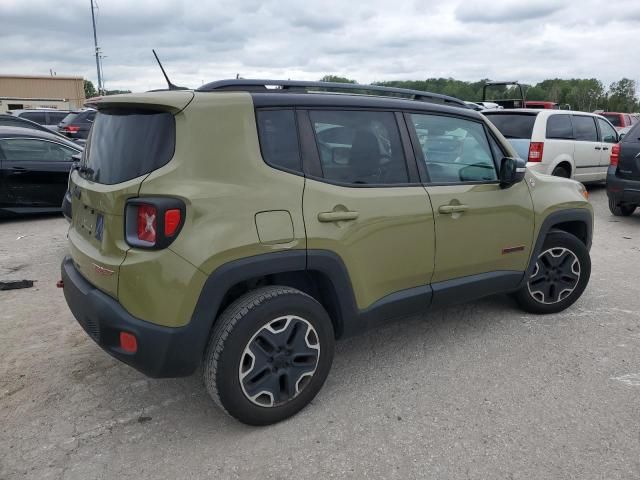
196;79;468;108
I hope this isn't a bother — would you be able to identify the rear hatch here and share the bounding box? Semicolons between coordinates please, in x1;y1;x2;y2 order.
483;112;537;160
67;91;193;297
617;124;640;180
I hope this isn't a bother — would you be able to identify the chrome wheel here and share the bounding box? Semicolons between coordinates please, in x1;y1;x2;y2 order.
239;316;320;407
528;247;581;304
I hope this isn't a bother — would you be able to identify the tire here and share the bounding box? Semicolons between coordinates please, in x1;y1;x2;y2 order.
515;231;590;314
608;197;636;216
203;286;335;425
552;165;570;178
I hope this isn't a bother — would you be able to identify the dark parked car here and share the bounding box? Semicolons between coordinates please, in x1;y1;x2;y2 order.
9;109;70;131
607;122;640;216
0;113;69;137
0;126;82;217
58;109;96;141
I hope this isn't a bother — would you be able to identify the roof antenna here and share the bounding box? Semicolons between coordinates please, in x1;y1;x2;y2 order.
152;49;186;90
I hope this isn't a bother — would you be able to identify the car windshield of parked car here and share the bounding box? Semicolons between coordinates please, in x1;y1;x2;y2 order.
483;113;536;139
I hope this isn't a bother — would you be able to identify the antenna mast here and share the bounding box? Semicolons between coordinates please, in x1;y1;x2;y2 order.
90;0;103;95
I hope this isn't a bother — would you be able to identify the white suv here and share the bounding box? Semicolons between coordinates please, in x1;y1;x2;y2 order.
484;109;618;182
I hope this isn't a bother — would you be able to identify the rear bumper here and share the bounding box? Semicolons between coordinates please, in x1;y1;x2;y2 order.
61;256;201;378
607;170;640;204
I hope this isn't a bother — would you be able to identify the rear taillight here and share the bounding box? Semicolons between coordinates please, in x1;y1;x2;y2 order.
610;143;620;166
528;142;544;162
125;198;185;249
164;209;181;237
136;204;157;243
119;332;137;353
63;125;80;133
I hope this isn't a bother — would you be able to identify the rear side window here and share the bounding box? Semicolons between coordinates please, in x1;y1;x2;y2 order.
308;110;408;185
81;109;175;185
546;114;573;139
483;113;536;139
603;114;621;127
571;115;598;141
256;110;301;173
20;112;47;125
0;138;77;162
48;112;68;124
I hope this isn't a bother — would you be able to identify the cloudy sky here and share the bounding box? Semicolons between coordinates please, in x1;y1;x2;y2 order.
1;0;638;93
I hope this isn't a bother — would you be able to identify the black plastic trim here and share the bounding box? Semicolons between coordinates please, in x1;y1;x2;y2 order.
519;208;593;288
431;271;524;309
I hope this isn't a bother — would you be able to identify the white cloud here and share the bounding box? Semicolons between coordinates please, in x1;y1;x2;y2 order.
0;0;637;93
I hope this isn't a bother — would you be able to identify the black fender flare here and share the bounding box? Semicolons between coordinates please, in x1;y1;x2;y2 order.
519;208;593;287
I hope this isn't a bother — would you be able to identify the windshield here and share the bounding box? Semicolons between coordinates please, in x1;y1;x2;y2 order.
81;108;175;185
484;113;537;139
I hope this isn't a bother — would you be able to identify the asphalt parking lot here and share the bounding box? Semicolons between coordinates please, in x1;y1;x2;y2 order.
1;185;639;480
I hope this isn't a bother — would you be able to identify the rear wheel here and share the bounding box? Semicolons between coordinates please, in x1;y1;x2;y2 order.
203;286;335;425
552;165;570;178
608;197;636;216
515;231;590;314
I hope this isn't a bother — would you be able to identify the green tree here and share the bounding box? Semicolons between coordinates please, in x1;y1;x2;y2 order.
84;79;97;99
607;78;638;112
320;75;357;84
105;89;132;96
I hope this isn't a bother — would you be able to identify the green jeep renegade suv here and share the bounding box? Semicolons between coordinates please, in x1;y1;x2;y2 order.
61;80;593;425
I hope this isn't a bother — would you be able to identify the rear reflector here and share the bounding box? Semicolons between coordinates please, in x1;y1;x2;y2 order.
136;204;157;243
528;142;544;162
164;209;181;236
120;332;137;353
63;126;80;133
610;143;620;166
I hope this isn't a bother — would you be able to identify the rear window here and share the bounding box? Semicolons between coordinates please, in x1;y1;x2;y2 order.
48;111;68;124
81;109;175;185
603;114;621;127
483;113;536;139
546;114;573;139
59;112;79;126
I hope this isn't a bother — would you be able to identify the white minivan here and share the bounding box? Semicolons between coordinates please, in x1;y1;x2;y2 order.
484;109;618;182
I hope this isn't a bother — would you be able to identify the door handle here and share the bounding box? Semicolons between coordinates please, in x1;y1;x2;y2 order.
10;167;27;175
317;211;359;222
602;146;609;151
594;146;601;150
439;204;468;214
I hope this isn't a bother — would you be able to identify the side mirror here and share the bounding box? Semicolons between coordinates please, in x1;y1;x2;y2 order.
499;157;526;188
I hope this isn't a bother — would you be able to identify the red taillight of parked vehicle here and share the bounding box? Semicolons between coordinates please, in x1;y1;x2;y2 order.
136;204;157;243
164;209;181;237
528;142;544;162
63;126;80;133
119;332;137;353
610;143;620;167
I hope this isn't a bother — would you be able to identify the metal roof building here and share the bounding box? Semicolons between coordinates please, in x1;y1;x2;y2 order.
0;75;86;112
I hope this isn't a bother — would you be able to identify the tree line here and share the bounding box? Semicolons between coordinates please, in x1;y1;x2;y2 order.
320;75;639;113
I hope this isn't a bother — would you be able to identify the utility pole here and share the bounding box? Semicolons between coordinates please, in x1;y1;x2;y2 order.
90;0;103;95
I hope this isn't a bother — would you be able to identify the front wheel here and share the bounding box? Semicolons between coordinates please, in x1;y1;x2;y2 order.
515;231;590;314
203;286;335;425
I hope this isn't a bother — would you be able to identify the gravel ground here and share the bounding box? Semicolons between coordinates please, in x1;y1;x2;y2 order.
1;185;639;480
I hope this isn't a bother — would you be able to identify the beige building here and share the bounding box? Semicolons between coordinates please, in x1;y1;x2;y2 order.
0;74;86;112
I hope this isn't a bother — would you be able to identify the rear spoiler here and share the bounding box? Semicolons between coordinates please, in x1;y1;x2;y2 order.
85;91;194;114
